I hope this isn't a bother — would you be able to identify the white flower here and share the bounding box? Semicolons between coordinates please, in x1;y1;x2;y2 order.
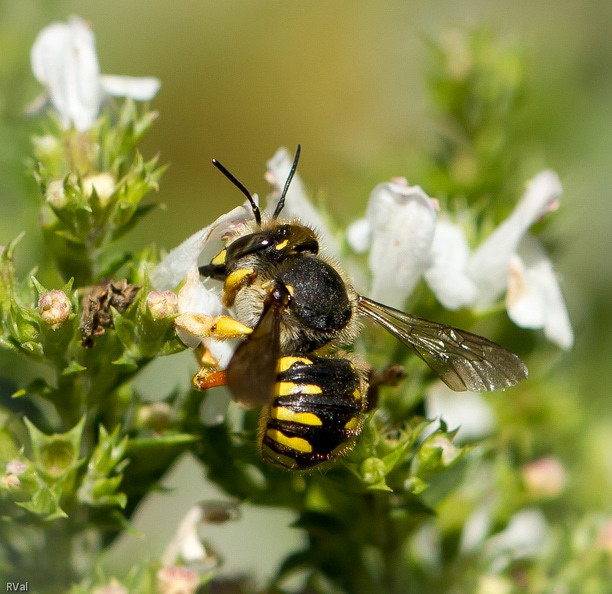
425;382;497;443
484;508;549;570
29;15;160;131
346;178;437;308
427;170;573;349
350;169;573;349
151;202;254;368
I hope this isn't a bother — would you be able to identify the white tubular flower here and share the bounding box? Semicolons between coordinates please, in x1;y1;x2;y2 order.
348;178;437;309
506;234;574;350
424;170;572;349
176;266;236;368
467;170;562;308
150;203;254;368
484;508;549;570
424;218;478;310
29;15;160;131
265;147;340;258
425;382;496;443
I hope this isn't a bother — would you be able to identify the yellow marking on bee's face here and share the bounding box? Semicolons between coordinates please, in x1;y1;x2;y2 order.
285;284;294;297
276;356;313;373
224;268;255;293
344;417;361;431
276;382;322;396
353;388;362;399
271;406;323;426
275;239;289;251
211;249;227;266
266;429;312;453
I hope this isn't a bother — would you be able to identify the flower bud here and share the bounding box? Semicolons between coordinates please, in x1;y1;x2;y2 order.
38;289;73;330
82;172;116;206
45;180;68;209
146;290;179;320
136;402;173;432
521;456;567;499
156;566;199;594
6;460;28;475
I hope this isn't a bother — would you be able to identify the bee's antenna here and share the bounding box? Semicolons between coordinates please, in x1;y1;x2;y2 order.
272;144;301;220
212;158;262;226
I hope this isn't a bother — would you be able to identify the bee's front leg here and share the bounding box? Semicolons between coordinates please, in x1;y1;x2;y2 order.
174;313;252;340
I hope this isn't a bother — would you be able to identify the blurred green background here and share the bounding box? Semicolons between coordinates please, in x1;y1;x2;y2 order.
1;0;611;583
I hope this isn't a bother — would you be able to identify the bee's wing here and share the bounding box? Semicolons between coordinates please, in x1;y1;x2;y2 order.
226;300;281;408
358;296;528;392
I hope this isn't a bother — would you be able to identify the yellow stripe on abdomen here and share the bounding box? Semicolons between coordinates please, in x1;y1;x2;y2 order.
270;406;323;426
276;356;313;373
266;429;312;453
275;382;322;396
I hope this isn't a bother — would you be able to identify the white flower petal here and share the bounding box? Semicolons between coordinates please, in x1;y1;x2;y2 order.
161;505;206;566
345;217;372;254
265;147;340;257
424;219;478;309
31;15;101;131
100;74;161;100
468;170;562;308
485;508;548;562
150;203;253;290
366;180;436;308
507;234;574;349
460;500;495;554
425;381;496;442
175;267;238;367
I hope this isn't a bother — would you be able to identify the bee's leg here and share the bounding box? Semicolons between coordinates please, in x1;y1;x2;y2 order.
174;313;253;340
366;364;407;411
222;268;258;307
193;368;227;391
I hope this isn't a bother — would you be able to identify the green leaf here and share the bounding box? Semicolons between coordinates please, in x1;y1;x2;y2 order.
16;482;68;520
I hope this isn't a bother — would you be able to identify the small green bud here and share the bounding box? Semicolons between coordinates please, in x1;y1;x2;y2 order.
360;457;387;486
38;289;73;330
156;566;199;594
137;402;173;432
146;290;179;320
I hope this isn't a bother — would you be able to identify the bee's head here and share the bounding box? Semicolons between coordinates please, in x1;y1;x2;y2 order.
212;144;302;226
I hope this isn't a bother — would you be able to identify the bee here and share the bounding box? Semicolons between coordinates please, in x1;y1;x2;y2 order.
190;145;528;470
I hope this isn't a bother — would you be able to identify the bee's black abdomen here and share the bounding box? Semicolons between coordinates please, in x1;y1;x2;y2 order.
260;355;367;470
278;256;352;332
